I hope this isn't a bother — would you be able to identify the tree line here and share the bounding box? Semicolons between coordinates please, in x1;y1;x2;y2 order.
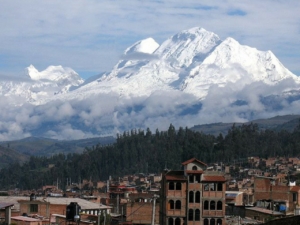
0;122;300;190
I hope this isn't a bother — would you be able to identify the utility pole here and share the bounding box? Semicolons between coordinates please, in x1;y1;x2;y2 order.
151;195;159;225
117;194;119;214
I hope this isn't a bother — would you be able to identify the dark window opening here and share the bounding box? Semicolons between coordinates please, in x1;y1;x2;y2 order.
195;191;200;203
217;201;222;210
175;218;181;225
168;218;173;225
217;183;223;191
189;191;194;203
189;175;194;183
175;200;181;209
30;204;38;213
192;166;197;170
169;200;174;209
188;209;193;221
217;219;222;225
204;219;209;225
169;182;175;190
195;209;200;221
176;182;182;190
195;174;201;183
210;201;215;210
210;218;215;225
293;193;298;202
204;200;209;210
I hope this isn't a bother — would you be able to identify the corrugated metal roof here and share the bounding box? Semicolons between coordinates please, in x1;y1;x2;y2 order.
245;207;283;215
0;196;111;210
0;202;14;209
11;216;41;222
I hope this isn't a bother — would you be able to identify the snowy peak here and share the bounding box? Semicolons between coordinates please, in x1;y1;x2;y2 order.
124;37;159;55
154;27;221;67
26;65;39;80
201;36;298;83
26;65;84;86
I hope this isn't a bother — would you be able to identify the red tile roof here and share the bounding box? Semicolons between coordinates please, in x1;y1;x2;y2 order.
165;171;186;181
165;175;186;181
186;170;204;174
290;186;300;192
202;175;226;182
182;158;207;166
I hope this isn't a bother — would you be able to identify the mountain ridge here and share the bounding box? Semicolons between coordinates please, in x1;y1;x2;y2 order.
0;27;300;141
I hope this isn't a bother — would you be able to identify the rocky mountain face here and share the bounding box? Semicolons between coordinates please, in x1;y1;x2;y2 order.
1;27;300;141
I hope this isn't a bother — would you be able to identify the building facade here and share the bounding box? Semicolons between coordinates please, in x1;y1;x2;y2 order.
160;158;226;225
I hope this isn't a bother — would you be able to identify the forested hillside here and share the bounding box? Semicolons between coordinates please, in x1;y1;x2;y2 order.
1;122;300;190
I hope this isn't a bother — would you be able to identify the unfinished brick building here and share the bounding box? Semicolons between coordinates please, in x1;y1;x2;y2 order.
160;158;226;225
254;176;300;214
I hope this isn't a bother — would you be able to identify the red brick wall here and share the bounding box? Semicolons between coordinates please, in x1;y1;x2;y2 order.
126;202;159;224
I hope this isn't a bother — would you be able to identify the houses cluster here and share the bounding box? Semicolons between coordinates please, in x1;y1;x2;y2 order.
1;156;300;225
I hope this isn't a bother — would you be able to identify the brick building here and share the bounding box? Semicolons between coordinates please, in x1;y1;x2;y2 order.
160;158;226;225
125;193;159;224
254;176;300;214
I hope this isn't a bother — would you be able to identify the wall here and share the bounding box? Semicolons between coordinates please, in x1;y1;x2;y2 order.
126;202;159;224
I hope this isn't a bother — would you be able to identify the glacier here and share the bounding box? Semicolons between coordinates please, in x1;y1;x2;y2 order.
0;27;300;141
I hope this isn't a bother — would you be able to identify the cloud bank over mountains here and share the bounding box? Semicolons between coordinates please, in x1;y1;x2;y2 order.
0;27;300;141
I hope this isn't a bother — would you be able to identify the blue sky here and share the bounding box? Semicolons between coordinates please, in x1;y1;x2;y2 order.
0;0;299;80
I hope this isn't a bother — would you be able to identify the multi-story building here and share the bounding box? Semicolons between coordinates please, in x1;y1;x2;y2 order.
160;158;226;225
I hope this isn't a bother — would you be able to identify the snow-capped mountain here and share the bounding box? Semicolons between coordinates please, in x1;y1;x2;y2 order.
64;27;299;101
0;27;300;141
0;65;84;104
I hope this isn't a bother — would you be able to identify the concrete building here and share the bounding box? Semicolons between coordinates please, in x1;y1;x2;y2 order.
160;158;226;225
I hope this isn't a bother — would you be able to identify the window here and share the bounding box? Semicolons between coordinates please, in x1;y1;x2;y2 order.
169;200;174;209
175;200;181;209
192;166;197;170
195;209;200;221
217;219;222;225
204;183;209;191
204;219;209;225
210;201;215;210
176;182;182;190
204;200;209;210
175;218;181;225
168;218;174;225
188;209;193;221
217;201;222;210
210;219;215;225
209;183;215;191
195;174;201;183
30;204;38;213
293;193;298;202
189;175;194;183
189;191;194;203
195;191;200;203
169;182;175;190
217;183;223;191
